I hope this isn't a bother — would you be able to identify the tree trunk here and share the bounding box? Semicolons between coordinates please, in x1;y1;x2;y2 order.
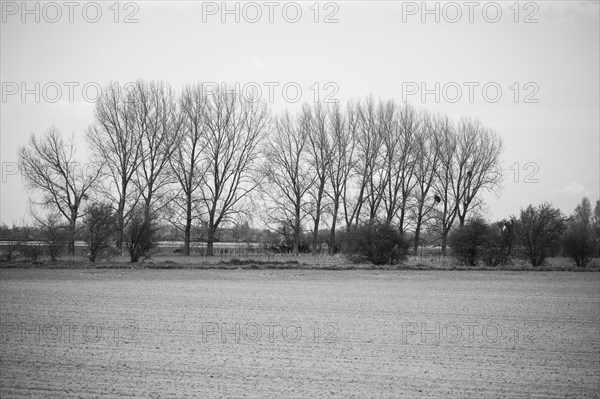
144;198;152;224
441;230;448;256
329;201;339;255
116;200;125;252
294;209;301;256
68;216;76;256
206;240;214;257
206;212;216;256
184;192;192;256
413;221;422;255
312;207;320;254
398;207;406;234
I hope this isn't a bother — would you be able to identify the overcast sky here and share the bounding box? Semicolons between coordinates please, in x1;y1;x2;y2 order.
1;0;599;226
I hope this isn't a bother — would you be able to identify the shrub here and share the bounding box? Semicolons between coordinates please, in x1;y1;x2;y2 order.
562;223;596;267
21;242;43;261
0;240;20;262
342;221;409;265
39;214;69;260
448;218;490;266
593;200;600;256
82;203;116;262
561;197;597;268
449;218;519;267
482;219;517;266
125;212;158;263
517;202;565;267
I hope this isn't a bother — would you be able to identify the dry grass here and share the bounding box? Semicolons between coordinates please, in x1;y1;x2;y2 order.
1;252;599;272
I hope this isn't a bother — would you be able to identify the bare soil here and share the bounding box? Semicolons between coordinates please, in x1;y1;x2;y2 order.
1;269;599;398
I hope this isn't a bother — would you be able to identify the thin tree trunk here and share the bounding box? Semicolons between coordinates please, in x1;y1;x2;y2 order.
184;192;192;256
206;216;216;256
116;199;125;251
413;221;422;255
329;201;339;255
68;216;76;256
441;230;448;256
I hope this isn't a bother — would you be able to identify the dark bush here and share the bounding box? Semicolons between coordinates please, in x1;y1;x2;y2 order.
0;240;20;261
21;242;43;261
39;214;69;260
517;202;565;267
449;218;517;266
562;222;596;267
482;219;517;266
594;200;600;256
342;221;409;265
82;203;116;262
125;212;158;263
448;218;490;266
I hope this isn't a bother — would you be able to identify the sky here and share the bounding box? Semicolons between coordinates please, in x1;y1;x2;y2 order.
1;0;599;226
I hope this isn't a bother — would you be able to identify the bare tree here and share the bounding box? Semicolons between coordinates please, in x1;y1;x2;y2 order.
433;116;503;254
342;98;384;228
326;103;356;254
168;84;208;255
131;80;182;221
200;87;268;256
432;115;459;255
381;102;420;232
87;82;142;251
410;112;441;254
454;118;503;226
357;98;387;222
18;127;102;255
305;103;332;252
261;110;314;255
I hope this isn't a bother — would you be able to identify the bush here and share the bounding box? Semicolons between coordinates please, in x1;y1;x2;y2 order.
449;218;518;267
83;203;116;262
562;223;596;267
342;221;409;265
448;218;489;266
21;242;43;261
0;240;20;261
517;202;565;267
39;214;69;260
125;212;158;263
482;219;517;266
593;200;600;256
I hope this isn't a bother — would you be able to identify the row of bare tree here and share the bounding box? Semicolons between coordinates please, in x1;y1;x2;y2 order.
262;98;503;255
18;80;503;257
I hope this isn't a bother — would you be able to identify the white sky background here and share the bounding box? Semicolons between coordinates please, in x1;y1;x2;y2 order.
0;0;599;226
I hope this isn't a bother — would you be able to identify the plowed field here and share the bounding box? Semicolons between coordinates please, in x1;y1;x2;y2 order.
1;269;598;398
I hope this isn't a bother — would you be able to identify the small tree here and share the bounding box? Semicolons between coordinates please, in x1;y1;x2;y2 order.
83;204;116;262
1;225;26;261
592;199;600;256
482;218;517;266
125;211;158;263
21;242;43;261
342;221;409;265
448;218;489;266
562;198;596;267
562;223;595;267
18;128;102;256
517;202;565;267
37;214;69;260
